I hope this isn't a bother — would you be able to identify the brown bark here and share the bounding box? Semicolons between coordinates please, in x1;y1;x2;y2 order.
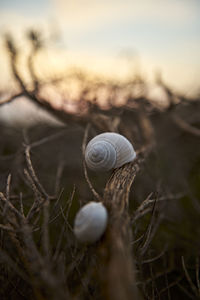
97;158;144;300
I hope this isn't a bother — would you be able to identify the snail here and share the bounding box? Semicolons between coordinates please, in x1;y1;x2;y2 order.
85;132;136;172
74;201;108;243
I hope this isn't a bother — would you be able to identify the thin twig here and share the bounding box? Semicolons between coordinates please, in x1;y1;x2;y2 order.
0;247;29;282
163;254;171;300
52;187;76;259
42;199;50;262
24;146;49;199
24;168;43;221
6;173;12;201
132;192;184;223
139;197;158;257
60;205;73;232
19;192;24;217
149;263;158;299
2;173;12;216
49;188;64;221
54;161;65;195
53;224;66;262
0;192;23;220
196;256;200;296
159;276;183;297
0;224;15;232
141;245;167;264
131;192;153;223
66;185;76;220
172;114;200;137
28;41;39;92
142;267;174;285
0;92;24;106
177;283;195;299
181;256;198;297
29;128;68;149
82;123;101;201
131;233;145;245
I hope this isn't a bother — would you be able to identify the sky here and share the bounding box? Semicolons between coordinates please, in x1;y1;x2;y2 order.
0;0;200;96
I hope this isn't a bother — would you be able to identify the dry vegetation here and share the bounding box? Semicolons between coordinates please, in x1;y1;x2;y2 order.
0;30;200;300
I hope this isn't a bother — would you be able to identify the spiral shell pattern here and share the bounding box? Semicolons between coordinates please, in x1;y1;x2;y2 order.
74;201;108;243
85;132;136;172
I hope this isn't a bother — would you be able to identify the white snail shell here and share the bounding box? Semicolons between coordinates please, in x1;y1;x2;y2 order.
85;132;136;172
74;201;108;243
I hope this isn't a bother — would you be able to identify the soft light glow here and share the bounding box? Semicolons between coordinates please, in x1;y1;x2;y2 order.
0;0;200;96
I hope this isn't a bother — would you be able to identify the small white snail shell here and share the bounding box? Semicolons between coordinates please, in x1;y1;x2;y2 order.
74;201;108;243
85;132;136;172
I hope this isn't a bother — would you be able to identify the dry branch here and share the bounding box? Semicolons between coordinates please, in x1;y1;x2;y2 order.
0;179;70;300
172;114;200;137
4;35;118;132
181;256;199;298
82;123;101;201
96;155;146;300
0;92;24;106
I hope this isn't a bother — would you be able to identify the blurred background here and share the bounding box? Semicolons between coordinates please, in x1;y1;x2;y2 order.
0;0;200;97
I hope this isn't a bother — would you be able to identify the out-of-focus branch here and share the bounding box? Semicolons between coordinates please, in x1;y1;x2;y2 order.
156;72;176;107
27;30;41;92
172;114;200;137
82;123;101;201
4;35;120;131
132;192;185;223
0;92;24;106
5;33;82;125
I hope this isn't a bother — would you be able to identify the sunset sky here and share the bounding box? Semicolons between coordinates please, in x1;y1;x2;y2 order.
0;0;200;96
